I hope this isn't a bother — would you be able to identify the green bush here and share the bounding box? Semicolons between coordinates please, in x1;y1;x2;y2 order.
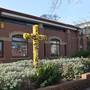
31;63;62;88
62;62;84;81
0;58;88;89
63;64;75;81
0;60;63;89
82;60;90;73
0;60;34;90
72;50;90;58
45;58;85;81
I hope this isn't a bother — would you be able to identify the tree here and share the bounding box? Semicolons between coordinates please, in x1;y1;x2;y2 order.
41;14;60;21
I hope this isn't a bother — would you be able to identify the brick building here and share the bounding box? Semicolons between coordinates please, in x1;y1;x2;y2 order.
0;8;80;62
77;22;90;51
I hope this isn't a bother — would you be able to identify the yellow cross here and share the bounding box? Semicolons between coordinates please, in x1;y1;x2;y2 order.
23;25;47;67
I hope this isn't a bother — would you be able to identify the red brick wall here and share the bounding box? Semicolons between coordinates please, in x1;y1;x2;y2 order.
0;21;80;62
44;27;67;58
0;22;32;62
82;34;87;50
44;27;79;58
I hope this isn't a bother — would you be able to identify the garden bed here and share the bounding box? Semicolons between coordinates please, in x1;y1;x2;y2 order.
0;58;90;90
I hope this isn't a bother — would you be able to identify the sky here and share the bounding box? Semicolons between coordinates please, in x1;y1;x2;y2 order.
0;0;90;25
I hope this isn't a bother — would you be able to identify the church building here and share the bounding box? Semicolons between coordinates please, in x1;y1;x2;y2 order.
0;8;80;62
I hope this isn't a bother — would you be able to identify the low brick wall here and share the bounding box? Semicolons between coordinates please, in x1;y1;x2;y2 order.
36;73;90;90
81;73;90;79
37;79;90;90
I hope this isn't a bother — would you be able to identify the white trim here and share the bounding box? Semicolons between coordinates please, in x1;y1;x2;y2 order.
48;36;66;45
1;12;77;30
48;36;62;42
9;31;32;42
9;31;24;38
79;23;90;28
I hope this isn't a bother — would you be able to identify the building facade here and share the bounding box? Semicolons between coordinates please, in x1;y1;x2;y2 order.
77;22;90;51
0;8;80;62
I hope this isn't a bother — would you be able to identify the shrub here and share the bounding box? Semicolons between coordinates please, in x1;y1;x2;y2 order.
31;63;63;88
62;64;75;81
62;62;84;81
0;60;63;89
82;60;90;73
0;60;33;90
72;50;90;58
0;58;88;89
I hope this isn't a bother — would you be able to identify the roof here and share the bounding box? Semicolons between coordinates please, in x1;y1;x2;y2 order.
0;8;80;30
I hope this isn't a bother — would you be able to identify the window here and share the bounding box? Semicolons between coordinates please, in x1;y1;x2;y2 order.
50;39;60;57
0;41;3;57
12;35;27;57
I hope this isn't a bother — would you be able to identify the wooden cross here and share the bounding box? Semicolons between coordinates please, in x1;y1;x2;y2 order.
23;25;47;67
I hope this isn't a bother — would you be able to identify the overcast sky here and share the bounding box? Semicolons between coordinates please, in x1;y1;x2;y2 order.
0;0;90;24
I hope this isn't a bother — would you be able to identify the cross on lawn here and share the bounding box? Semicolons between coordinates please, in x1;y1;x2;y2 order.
23;25;47;67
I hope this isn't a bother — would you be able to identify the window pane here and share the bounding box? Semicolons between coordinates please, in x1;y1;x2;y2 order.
12;37;26;42
50;39;60;56
51;44;59;55
0;42;2;51
12;35;27;57
0;41;3;57
12;42;27;57
51;44;57;54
